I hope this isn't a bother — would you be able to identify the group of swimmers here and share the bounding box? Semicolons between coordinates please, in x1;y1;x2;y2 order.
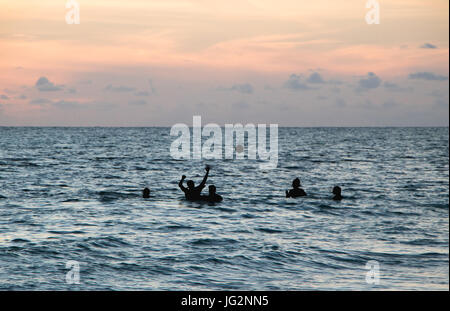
178;166;223;202
142;166;222;202
285;177;342;200
142;166;343;202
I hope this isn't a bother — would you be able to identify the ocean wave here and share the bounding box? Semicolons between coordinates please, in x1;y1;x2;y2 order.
190;238;239;247
97;190;137;202
256;227;285;234
85;236;131;248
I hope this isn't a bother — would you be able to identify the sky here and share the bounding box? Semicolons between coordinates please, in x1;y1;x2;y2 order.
0;0;448;126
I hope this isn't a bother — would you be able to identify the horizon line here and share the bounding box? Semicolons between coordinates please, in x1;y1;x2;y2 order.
0;125;448;128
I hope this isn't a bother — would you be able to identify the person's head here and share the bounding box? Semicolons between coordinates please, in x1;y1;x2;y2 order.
143;187;150;198
209;185;216;195
187;180;195;189
292;178;301;188
332;186;341;196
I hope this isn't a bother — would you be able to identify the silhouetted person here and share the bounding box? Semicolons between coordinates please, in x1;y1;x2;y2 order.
286;178;307;198
202;185;223;203
143;187;150;198
332;186;342;200
179;166;210;201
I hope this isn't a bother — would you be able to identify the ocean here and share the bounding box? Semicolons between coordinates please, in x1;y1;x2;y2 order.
0;127;448;290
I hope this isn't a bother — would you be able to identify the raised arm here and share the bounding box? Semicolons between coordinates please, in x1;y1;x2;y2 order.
179;175;187;192
198;166;210;189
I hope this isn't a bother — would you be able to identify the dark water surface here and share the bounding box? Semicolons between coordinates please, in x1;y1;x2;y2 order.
0;127;448;290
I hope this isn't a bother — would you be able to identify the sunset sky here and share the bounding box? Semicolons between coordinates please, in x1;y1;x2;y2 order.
0;0;448;126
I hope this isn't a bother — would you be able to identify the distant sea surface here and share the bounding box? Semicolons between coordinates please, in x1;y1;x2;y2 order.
0;127;448;290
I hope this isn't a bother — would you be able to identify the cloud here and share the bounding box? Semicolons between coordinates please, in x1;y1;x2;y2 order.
232;101;250;109
53;100;81;109
307;72;325;84
383;82;413;93
284;74;310;90
420;43;437;49
383;100;399;108
0;95;9;100
29;98;80;108
16;94;27;100
3;88;15;95
128;100;147;105
90;101;117;111
361;99;376;109
330;87;341;94
218;83;254;94
335;98;346;107
231;83;254;94
134;91;150;97
328;79;344;85
429;88;449;109
148;79;157;94
383;82;398;89
409;72;448;81
29;98;52;105
428;89;449;98
264;85;275;91
358;72;381;89
104;84;136;92
434;99;449;108
35;77;63;92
